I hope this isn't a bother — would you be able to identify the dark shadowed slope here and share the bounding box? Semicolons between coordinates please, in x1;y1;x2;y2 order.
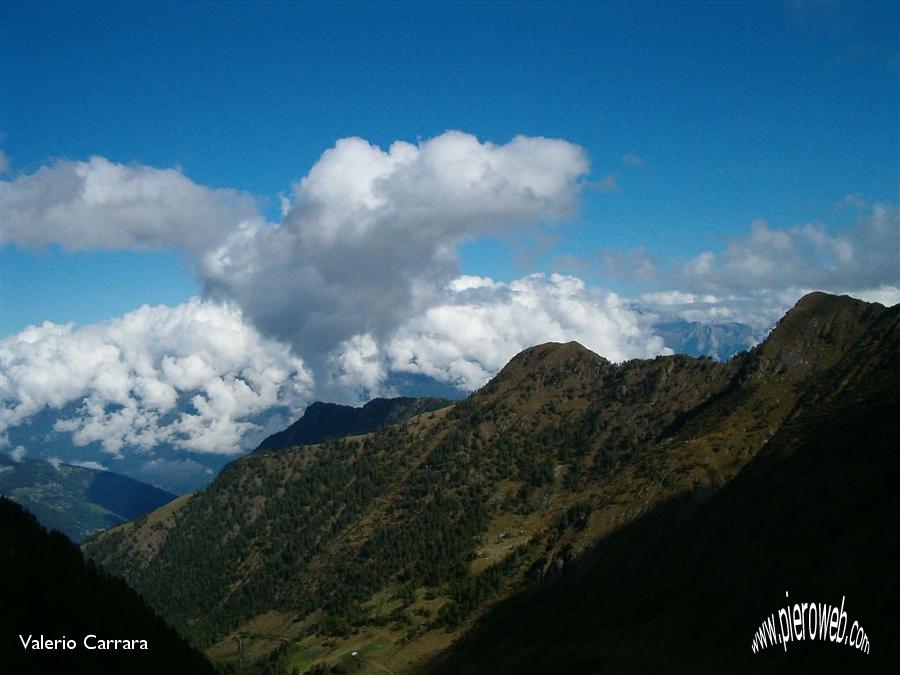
426;298;900;675
0;456;176;542
254;396;451;452
0;496;216;674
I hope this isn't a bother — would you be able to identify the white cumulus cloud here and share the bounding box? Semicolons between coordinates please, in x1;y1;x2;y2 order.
2;156;259;252
649;204;900;328
0;299;314;456
200;131;590;368
678;204;899;295
325;273;669;396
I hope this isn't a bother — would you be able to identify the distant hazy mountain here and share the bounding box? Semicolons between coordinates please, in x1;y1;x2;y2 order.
0;455;175;542
654;319;760;361
2;398;298;495
254;396;452;453
85;293;897;673
0;496;216;674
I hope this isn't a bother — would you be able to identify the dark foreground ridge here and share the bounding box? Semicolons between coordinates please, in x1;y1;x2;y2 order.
0;496;216;674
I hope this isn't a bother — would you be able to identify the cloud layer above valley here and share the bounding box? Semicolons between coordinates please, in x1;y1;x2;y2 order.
0;274;668;457
1;300;312;456
381;274;666;392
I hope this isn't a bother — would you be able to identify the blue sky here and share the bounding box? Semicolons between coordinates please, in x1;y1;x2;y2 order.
3;0;897;334
1;1;898;491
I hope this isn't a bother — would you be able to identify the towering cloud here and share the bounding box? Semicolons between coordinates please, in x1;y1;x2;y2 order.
200;132;590;366
3;133;667;460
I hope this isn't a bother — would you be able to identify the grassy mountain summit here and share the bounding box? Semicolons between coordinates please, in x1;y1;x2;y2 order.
83;292;898;674
429;292;900;674
0;456;176;542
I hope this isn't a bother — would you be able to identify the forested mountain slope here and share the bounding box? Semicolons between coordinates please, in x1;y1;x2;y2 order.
83;292;897;674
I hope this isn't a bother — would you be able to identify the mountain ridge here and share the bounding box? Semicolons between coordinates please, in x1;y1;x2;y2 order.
253;396;453;453
427;295;900;674
83;292;898;674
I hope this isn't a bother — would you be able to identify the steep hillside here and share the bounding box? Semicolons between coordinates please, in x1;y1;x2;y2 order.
254;397;451;453
0;456;176;542
83;293;896;674
0;496;216;675
428;296;900;674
